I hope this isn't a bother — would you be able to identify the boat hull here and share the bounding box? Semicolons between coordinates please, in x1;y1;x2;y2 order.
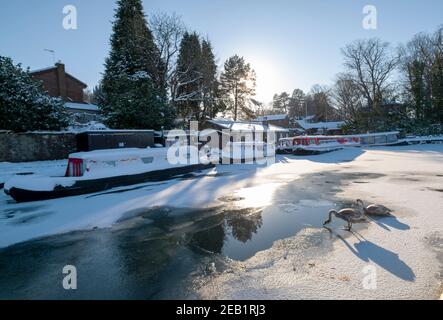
292;147;342;156
276;148;294;155
5;163;214;203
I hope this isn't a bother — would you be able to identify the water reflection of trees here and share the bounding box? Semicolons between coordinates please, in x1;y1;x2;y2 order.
226;208;263;243
191;223;226;254
188;208;264;253
187;211;227;254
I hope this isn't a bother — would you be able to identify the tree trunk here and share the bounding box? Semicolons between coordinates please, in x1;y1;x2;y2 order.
234;84;238;121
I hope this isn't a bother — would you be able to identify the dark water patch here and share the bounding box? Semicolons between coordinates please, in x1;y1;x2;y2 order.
217;195;245;203
428;188;443;193
0;169;386;299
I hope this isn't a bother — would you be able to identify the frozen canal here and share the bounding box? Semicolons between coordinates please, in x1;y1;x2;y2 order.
0;145;442;299
0;170;363;299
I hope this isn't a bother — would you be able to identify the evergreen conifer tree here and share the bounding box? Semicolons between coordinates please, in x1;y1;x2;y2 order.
174;32;203;120
100;0;174;130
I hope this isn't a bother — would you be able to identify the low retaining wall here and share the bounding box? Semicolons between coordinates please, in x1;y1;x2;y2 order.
0;131;77;162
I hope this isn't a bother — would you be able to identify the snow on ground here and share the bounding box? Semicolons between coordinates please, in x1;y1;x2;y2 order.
0;145;442;299
197;145;443;300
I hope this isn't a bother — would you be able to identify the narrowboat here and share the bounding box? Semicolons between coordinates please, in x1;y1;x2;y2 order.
277;131;401;155
4;147;215;203
277;136;344;155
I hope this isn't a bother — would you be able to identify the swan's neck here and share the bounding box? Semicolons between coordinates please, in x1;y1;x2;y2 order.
328;210;336;221
357;203;366;216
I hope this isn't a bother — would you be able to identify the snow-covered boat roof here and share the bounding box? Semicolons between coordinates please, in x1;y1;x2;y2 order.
279;131;400;140
65;102;99;112
69;148;167;161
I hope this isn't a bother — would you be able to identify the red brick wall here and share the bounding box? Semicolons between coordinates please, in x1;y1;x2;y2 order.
31;64;86;103
65;76;85;103
268;118;290;128
33;69;60;98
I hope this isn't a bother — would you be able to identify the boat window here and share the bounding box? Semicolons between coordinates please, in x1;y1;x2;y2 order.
375;135;387;144
141;157;154;164
387;134;397;142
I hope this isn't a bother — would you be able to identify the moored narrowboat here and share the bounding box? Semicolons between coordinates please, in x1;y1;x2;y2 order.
277;136;344;155
4;147;215;203
277;131;401;155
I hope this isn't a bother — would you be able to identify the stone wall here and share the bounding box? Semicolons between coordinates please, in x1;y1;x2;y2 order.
0;131;77;162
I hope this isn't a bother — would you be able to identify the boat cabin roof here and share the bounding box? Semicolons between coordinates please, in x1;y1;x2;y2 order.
69;148;168;161
279;131;400;141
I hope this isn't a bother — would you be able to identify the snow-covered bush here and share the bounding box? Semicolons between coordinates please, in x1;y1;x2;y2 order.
0;56;68;132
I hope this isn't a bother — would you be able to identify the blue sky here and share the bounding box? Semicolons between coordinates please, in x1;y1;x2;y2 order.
0;0;442;103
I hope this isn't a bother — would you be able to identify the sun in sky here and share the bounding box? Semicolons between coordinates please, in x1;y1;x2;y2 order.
242;53;291;104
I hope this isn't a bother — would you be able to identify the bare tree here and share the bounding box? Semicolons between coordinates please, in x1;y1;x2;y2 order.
332;73;365;122
399;26;443;122
150;12;186;95
342;38;400;109
308;84;336;121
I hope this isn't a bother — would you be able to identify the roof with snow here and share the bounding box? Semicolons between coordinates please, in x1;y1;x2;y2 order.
65;102;99;112
294;118;344;130
207;119;289;132
30;64;87;87
254;114;288;122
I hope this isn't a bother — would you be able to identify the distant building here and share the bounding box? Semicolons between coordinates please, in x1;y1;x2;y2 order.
202;119;290;149
293;116;345;135
30;62;100;123
254;114;290;128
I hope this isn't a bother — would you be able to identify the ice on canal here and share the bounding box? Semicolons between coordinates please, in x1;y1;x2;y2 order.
0;145;442;299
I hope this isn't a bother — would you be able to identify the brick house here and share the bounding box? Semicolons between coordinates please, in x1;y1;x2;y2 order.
30;62;100;123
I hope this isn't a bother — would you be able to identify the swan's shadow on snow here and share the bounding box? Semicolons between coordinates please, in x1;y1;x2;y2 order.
367;216;410;232
336;234;416;282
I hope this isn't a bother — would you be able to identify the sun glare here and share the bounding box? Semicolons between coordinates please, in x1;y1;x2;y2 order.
246;55;283;104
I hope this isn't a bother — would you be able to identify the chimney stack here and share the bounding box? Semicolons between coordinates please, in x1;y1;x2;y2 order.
55;62;67;100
